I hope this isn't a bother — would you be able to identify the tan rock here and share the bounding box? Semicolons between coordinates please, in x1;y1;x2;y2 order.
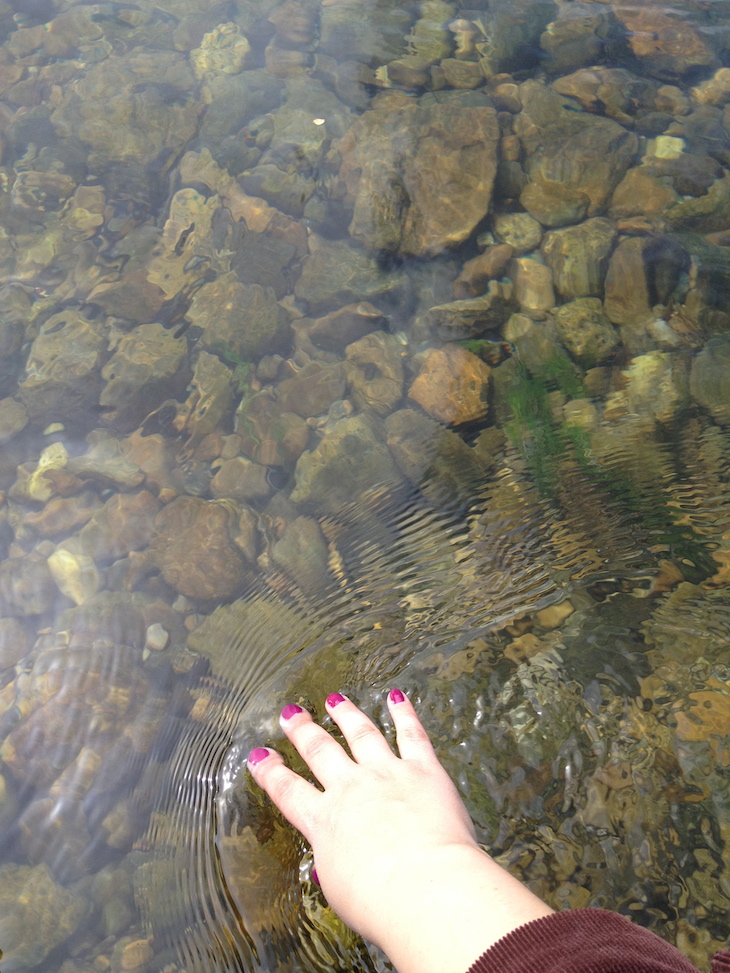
510;258;555;311
210;457;271;503
610;166;679;219
120;938;154;971
24;491;102;538
345;331;404;416
408;345;490;425
535;600;574;629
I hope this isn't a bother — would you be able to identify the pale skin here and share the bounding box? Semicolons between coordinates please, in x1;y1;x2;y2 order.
247;689;554;973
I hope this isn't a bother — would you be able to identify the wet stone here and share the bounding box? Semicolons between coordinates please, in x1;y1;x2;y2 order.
100;324;189;434
386;408;486;505
345;331;404;417
408;344;491;425
306;302;385;353
612;5;716;81
454;245;515;299
294;234;408;314
199;69;284;139
18;311;106;427
541;218;617;300
290;413;405;514
318;0;410;64
603;237;654;354
539;4;612;75
210;457;272;504
515;80;638;225
194;274;291;363
47;544;100;606
510;258;556;312
337;100;499;257
271;515;331;595
493;212;543;254
553;297;621;367
0;396;28;442
277;361;347;419
690;336;730;426
0;617;31;670
67;430;145;490
421;281;516;340
149;497;250;601
0;863;87;971
78;491;161;564
25;491;103;539
0;552;57;616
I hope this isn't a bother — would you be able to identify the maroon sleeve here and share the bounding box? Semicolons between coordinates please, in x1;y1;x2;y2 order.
465;908;725;973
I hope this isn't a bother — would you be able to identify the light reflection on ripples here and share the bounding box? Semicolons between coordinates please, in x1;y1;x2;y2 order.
133;436;713;973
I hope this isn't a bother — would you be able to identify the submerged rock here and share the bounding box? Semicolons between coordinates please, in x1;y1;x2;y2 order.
194;274;291;362
337;99;499;256
421;282;516;340
291;413;405;514
515;80;638;226
0;863;87;971
690;336;730;426
100;324;189;434
345;331;404;416
541;218;617;300
149;497;250;600
554;297;621;366
408;344;491;425
18;311;106;427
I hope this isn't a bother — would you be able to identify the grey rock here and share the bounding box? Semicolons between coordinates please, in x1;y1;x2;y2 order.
67;430;145;489
291;414;405;514
493;212;543;254
277;361;347;419
0;397;28;442
271;516;331;594
477;0;556;77
295;235;408;314
690;336;730;425
385;408;486;506
319;0;410;64
540;3;613;75
100;324;189;434
18;311;106;427
199;70;284;139
194;273;291;362
0;617;31;669
0;553;57;617
345;331;404;416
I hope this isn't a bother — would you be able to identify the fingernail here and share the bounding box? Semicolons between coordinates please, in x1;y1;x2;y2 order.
248;747;271;767
389;688;405;704
281;703;304;721
312;867;320;886
326;692;346;708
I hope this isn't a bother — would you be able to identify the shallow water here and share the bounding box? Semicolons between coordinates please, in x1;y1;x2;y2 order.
0;0;729;970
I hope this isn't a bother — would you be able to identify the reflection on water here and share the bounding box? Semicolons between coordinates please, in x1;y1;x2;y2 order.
0;0;729;969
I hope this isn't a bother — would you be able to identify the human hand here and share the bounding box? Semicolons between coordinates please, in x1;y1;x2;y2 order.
247;690;552;973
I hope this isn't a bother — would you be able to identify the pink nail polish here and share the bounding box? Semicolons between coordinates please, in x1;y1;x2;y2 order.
326;692;346;708
281;703;304;721
389;688;405;704
248;747;270;766
312;867;320;886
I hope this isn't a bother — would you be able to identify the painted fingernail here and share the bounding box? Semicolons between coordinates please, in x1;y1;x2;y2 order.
281;703;304;721
311;867;320;886
326;692;346;708
248;747;271;767
389;688;405;704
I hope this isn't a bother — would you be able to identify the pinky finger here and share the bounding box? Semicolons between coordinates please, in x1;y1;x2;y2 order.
247;747;321;840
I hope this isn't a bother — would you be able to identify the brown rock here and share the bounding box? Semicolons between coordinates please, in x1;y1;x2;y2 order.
603;237;654;353
79;491;161;563
276;361;346;418
609;166;679;219
613;6;715;80
236;405;309;467
541;218;617;300
149;497;249;600
337;101;499;256
307;302;385;352
454;245;514;299
25;492;103;538
408;345;491;425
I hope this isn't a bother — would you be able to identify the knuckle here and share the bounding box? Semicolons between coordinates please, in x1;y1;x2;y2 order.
269;769;298;805
399;721;431;747
347;721;379;746
300;729;330;763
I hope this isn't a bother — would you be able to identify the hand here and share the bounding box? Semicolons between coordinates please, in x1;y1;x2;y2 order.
248;691;553;973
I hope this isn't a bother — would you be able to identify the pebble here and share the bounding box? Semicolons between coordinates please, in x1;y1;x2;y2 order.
144;624;169;652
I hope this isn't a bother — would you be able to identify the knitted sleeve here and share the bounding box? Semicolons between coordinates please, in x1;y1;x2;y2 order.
466;908;729;973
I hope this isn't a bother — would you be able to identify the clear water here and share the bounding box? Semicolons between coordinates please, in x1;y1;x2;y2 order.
0;1;729;971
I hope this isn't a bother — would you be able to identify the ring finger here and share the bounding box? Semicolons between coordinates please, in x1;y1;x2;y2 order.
324;693;395;765
279;703;354;788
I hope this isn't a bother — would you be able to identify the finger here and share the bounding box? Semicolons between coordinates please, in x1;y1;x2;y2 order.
247;746;321;839
324;692;394;765
387;689;439;763
279;704;354;788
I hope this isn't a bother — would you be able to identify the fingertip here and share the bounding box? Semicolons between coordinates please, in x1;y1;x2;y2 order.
248;746;273;768
388;688;406;705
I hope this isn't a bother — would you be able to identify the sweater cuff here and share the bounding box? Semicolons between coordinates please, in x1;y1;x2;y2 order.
466;908;704;973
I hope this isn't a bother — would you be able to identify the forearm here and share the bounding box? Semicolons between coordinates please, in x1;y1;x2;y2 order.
373;843;554;973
